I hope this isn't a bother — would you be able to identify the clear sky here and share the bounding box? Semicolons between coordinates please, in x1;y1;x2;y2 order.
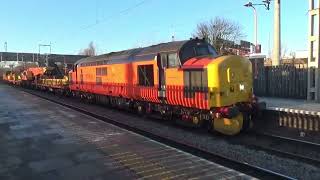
0;0;308;56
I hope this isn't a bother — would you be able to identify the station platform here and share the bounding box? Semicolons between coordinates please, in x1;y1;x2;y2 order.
259;97;320;116
0;84;252;180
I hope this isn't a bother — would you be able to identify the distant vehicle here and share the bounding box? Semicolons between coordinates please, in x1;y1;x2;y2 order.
3;71;21;85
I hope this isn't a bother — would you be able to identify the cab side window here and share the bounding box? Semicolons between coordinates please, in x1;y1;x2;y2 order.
160;53;180;69
96;67;107;76
183;69;208;98
161;54;167;68
138;65;154;87
96;67;107;85
168;53;179;68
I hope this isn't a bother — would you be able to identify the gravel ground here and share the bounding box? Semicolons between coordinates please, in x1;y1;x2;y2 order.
227;133;320;167
17;88;320;180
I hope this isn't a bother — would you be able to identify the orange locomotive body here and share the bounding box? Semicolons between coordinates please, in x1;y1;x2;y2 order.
68;39;263;135
69;39;210;110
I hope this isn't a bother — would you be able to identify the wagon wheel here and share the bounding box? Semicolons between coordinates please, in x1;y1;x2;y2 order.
207;119;215;133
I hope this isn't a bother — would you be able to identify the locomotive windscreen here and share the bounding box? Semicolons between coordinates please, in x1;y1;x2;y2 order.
179;40;218;64
195;45;210;56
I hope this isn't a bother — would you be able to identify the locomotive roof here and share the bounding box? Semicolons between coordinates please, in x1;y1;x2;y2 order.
75;40;190;66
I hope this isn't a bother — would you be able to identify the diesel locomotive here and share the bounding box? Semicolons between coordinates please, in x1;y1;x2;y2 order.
7;38;264;135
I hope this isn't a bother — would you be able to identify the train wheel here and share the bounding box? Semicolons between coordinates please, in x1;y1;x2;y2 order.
110;98;117;108
207;119;215;133
136;104;145;116
161;110;173;121
241;113;251;132
192;114;204;127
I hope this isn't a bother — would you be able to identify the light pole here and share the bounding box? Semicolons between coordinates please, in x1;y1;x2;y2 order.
245;2;258;52
273;0;281;66
4;42;7;52
244;1;270;54
38;43;52;67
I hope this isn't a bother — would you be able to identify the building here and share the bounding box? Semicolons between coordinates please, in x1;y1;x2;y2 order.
264;50;308;67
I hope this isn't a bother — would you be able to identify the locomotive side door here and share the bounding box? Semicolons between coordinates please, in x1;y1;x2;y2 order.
75;64;78;84
157;53;167;99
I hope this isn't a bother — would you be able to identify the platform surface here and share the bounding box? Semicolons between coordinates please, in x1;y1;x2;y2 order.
260;97;320;115
0;84;253;180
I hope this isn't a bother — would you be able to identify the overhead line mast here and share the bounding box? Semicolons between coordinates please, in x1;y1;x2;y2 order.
273;0;281;66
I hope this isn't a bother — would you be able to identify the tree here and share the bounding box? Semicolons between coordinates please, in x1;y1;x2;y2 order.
193;17;244;54
79;41;96;56
281;44;288;59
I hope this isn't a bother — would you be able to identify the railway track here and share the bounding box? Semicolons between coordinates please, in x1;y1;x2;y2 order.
17;86;295;180
246;132;320;167
226;132;320;169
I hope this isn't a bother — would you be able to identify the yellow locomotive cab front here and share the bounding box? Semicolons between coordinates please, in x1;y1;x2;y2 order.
207;55;253;107
207;55;253;135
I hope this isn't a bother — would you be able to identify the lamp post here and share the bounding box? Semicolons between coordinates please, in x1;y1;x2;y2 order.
273;0;281;66
244;2;258;52
244;1;270;54
38;43;52;67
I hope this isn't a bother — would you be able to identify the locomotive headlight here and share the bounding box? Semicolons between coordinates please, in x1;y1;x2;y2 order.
231;72;235;79
239;84;245;91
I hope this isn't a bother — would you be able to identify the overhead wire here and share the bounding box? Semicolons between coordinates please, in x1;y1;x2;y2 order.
81;0;151;30
51;0;151;54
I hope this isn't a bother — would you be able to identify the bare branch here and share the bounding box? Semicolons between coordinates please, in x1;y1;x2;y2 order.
281;44;288;58
193;17;245;54
79;41;96;56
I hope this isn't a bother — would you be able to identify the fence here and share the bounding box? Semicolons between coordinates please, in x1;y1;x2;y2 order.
254;65;308;99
